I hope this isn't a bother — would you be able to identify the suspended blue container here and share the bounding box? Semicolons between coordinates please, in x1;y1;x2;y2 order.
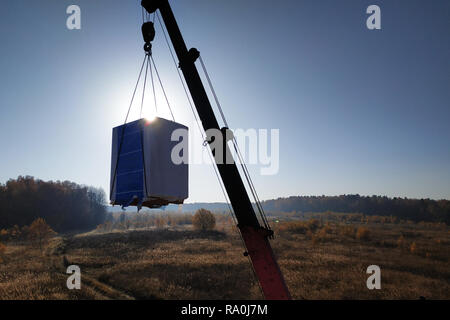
110;117;188;209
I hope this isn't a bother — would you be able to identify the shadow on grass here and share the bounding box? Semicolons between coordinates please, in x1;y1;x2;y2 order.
67;229;227;250
100;262;257;300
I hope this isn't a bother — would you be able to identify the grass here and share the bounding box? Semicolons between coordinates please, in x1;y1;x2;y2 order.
0;217;449;300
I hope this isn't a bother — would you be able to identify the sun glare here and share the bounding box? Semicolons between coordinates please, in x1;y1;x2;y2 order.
144;116;157;123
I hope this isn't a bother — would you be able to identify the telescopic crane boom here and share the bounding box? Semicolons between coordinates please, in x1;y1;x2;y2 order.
141;0;291;300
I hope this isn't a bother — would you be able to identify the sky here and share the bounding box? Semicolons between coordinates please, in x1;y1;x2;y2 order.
0;0;449;202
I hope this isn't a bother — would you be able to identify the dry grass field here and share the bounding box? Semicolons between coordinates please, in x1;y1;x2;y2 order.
0;217;448;300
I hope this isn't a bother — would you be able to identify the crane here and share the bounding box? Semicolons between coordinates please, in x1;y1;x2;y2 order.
141;0;291;300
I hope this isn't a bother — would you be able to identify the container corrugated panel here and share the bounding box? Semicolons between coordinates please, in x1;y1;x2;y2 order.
110;117;188;209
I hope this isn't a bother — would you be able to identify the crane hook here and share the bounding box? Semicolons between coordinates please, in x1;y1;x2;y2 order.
142;21;155;53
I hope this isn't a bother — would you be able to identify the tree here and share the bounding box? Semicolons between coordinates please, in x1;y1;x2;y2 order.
356;227;370;241
0;229;8;242
10;225;21;240
193;209;216;231
28;218;56;252
155;216;166;229
410;242;417;254
0;242;6;263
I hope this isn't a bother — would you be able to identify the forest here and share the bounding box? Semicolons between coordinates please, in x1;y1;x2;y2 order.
261;195;450;223
1;176;449;235
0;176;108;232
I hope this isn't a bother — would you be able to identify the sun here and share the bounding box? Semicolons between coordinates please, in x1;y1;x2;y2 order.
141;107;157;122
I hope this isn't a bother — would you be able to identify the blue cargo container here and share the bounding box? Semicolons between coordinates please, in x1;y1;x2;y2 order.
110;117;188;209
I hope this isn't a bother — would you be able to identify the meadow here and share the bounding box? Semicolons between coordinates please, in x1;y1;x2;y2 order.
0;213;448;300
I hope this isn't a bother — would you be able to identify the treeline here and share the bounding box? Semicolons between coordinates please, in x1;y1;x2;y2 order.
0;176;108;232
261;195;450;224
96;210;231;232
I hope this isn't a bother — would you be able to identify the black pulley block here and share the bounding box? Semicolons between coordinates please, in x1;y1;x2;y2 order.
141;0;160;14
142;22;155;44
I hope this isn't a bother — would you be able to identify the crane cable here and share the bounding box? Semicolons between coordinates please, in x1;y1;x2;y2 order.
198;56;271;232
154;10;269;231
110;54;147;198
149;53;157;114
142;11;175;121
139;55;150;118
150;55;175;121
154;12;235;224
155;11;265;298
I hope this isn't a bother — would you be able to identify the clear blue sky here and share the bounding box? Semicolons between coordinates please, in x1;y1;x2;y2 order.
0;0;449;202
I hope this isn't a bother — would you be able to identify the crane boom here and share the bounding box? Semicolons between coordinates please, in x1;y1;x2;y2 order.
141;0;291;300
